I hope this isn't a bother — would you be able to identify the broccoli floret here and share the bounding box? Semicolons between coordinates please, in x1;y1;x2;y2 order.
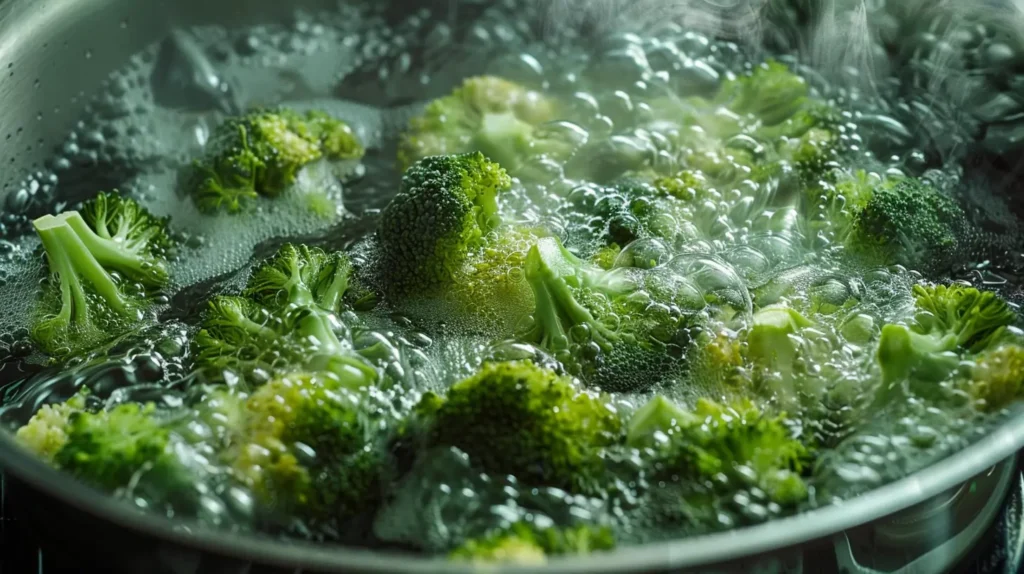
397;76;570;177
449;522;615;564
630;396;810;514
29;192;174;357
967;344;1024;411
415;360;623;493
715;60;809;128
746;304;816;380
877;283;1017;386
192;243;380;386
377;152;512;294
227;372;382;528
518;236;699;392
15;389;90;461
190;108;364;213
848;178;967;272
244;243;359;315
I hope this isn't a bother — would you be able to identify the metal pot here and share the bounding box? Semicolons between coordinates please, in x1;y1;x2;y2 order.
1;1;1024;572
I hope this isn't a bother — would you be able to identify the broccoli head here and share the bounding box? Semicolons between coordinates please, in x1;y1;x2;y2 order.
715;60;810;128
245;243;362;315
876;283;1017;387
518;236;700;392
30;192;174;357
190;108;364;213
629;396;810;517
849;178;966;272
449;522;615;564
415;360;623;493
397;76;571;177
227;372;382;528
377;152;512;294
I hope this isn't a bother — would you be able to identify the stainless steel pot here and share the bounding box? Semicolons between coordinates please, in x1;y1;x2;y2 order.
1;1;1024;572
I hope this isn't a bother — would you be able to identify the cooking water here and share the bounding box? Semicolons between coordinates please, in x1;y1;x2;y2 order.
0;0;1020;555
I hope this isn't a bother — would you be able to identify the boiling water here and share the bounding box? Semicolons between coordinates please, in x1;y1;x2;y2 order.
0;0;1021;556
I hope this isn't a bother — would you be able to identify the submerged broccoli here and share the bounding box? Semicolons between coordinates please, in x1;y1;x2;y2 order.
16;394;202;511
628;395;810;523
30;192;174;357
377;152;512;295
843;178;967;272
518;236;701;392
414;360;623;493
191;243;379;386
226;372;382;529
877;283;1017;387
190;108;364;213
967;344;1024;412
449;522;615;564
397;76;573;177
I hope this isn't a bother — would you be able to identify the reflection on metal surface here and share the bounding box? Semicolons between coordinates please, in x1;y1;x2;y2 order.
836;456;1017;574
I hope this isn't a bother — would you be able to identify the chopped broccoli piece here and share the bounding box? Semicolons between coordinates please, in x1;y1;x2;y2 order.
876;283;1017;386
715;60;809;127
415;360;623;493
849;178;966;272
746;304;815;379
15;389;89;461
190;108;364;213
191;243;380;386
967;344;1024;411
450;522;615;564
377;152;512;294
227;372;382;527
244;243;359;315
29;192;173;357
397;76;570;177
630;396;810;510
518;236;699;392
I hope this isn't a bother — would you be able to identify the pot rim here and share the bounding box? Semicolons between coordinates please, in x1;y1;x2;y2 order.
2;409;1023;573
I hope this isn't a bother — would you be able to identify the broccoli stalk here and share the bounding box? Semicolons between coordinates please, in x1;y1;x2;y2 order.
30;192;173;356
191;108;364;213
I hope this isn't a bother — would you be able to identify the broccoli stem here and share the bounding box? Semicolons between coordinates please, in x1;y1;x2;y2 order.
315;264;350;314
877;324;960;385
62;212;166;287
292;308;377;389
523;242;618;351
34;215;128;318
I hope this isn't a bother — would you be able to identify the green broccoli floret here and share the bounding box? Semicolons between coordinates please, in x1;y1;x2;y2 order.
449;522;615;564
629;396;810;513
227;372;382;527
190;108;364;213
848;178;966;272
415;360;623;493
377;152;512;294
966;344;1024;411
877;283;1017;386
29;192;174;357
244;243;358;315
191;243;380;386
715;60;809;128
15;389;90;461
397;76;571;177
518;236;698;392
